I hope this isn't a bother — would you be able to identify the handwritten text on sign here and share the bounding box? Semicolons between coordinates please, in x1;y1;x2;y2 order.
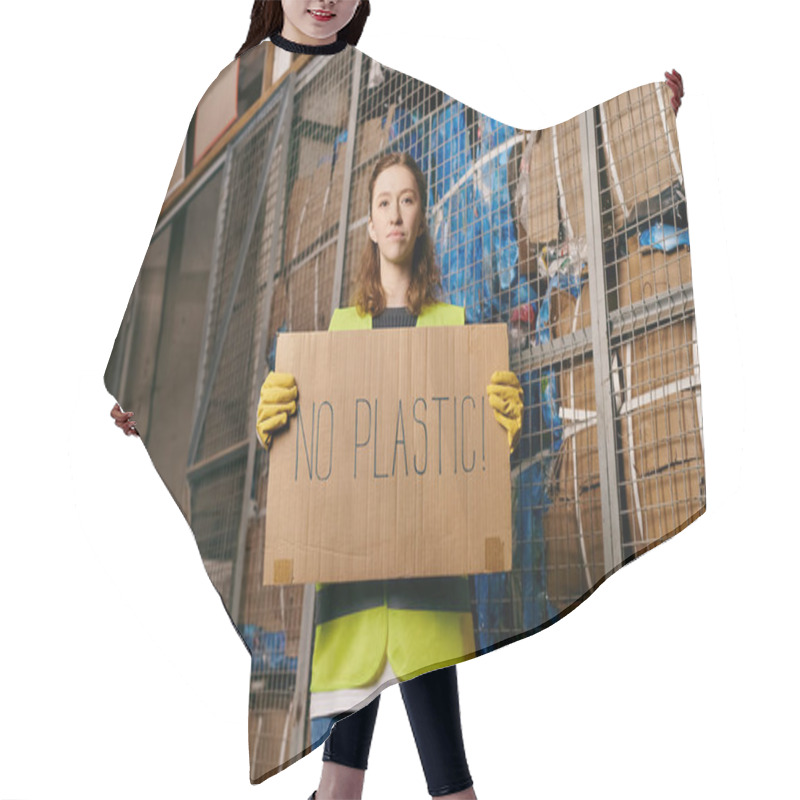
264;324;512;585
294;394;490;481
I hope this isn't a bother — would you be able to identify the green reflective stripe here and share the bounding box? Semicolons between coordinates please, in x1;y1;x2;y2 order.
416;303;465;327
329;307;371;330
315;576;471;626
328;303;464;331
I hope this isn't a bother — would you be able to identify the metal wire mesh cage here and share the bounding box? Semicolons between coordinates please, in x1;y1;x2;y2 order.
105;45;703;781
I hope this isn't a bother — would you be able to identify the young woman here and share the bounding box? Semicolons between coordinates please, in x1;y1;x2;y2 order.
248;8;522;799
258;147;524;800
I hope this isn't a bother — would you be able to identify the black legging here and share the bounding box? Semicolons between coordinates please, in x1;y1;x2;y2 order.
322;665;473;797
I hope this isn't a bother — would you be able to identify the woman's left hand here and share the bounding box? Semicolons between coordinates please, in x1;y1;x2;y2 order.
110;402;139;437
665;69;684;115
486;371;524;454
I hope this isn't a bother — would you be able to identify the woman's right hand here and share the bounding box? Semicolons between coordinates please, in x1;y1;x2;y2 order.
256;372;298;450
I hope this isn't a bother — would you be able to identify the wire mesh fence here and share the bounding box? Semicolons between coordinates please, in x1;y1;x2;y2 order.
105;47;704;781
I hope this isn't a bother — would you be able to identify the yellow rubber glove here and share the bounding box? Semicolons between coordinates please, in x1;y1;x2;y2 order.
256;371;298;450
487;370;524;454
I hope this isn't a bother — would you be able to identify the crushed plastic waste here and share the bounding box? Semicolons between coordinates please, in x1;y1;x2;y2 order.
639;220;690;252
615;180;688;256
239;624;298;675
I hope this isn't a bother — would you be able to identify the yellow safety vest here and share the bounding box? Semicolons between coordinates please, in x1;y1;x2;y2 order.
310;302;476;691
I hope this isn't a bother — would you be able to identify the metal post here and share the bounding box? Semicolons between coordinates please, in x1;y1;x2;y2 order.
580;108;623;574
287;584;317;757
188;158;233;465
231;73;297;625
330;49;362;315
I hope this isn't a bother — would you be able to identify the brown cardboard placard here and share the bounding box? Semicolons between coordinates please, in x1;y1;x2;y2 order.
263;324;512;584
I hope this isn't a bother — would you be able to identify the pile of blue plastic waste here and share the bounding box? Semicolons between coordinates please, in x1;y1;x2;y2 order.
239;624;298;676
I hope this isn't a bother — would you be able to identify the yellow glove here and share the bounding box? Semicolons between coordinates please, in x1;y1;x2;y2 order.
256;371;298;450
487;370;524;454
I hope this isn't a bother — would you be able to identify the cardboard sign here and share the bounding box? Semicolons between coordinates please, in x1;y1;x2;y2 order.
263;324;512;584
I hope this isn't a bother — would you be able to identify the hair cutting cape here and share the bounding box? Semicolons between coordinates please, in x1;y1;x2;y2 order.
105;37;705;784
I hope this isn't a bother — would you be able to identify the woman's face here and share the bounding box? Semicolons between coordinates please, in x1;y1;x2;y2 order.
281;0;361;45
367;165;424;271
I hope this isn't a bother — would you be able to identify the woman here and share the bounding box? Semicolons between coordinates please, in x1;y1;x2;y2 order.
258;149;524;800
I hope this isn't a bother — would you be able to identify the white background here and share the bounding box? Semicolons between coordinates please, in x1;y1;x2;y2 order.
1;1;797;798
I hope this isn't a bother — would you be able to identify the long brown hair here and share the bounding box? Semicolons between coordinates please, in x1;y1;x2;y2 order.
235;1;371;60
353;152;443;317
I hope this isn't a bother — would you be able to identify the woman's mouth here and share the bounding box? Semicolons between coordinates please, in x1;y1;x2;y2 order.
308;9;335;22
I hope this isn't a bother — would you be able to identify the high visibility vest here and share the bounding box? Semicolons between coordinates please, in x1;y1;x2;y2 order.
310;302;476;692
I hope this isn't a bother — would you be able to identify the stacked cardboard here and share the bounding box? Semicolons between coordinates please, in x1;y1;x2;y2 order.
515;117;585;247
355;104;397;167
542;281;604;608
616;235;692;309
541;247;703;605
282;104;397;314
601;84;682;230
288;244;337;334
284;164;330;262
248;705;292;783
618;312;704;553
542;419;607;607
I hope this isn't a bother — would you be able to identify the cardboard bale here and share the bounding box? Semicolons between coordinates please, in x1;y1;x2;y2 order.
516;129;558;243
294;133;335;185
621;316;696;399
249;707;291;782
621;458;704;552
554;116;586;240
620;388;703;476
286;243;336;333
301;164;329;248
616;238;692;309
558;357;596;414
542;485;605;607
320;142;349;237
551;424;601;496
349;161;372;222
264;325;512;584
601;83;682;229
550;281;592;340
284;165;330;262
515;117;586;245
355;104;397;166
268;276;289;345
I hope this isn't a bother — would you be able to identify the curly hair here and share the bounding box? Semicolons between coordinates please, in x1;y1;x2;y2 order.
352;152;443;317
235;0;371;60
